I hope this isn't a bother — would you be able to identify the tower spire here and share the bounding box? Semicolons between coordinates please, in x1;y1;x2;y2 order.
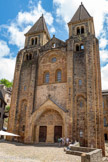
25;15;50;39
68;3;92;23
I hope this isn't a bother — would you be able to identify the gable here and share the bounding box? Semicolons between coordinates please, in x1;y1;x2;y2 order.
40;36;66;52
37;98;67;113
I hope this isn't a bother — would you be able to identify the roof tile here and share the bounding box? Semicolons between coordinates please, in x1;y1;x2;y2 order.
25;15;50;39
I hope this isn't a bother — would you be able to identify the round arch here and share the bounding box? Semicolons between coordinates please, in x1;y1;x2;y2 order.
30;102;66;143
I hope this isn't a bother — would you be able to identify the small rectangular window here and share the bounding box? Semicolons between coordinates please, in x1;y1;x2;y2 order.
80;130;83;137
79;79;82;86
103;101;104;108
80;101;83;108
22;125;25;131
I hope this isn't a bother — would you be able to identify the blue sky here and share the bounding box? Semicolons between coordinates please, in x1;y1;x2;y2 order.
0;0;108;90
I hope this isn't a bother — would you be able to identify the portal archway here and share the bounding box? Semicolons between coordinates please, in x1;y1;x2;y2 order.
33;109;63;143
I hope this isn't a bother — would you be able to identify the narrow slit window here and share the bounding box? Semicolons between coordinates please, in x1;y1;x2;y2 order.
22;125;25;131
35;37;37;45
57;70;62;82
29;54;32;60
103;101;104;108
79;79;82;86
31;38;34;45
80;44;84;50
77;27;80;35
80;130;83;137
81;27;84;34
80;101;83;108
26;55;29;60
45;72;49;83
76;45;80;51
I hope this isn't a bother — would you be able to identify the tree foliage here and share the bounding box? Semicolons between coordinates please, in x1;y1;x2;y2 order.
0;79;13;88
5;105;10;112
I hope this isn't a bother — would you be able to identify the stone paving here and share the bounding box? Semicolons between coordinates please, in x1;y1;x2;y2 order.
0;141;81;162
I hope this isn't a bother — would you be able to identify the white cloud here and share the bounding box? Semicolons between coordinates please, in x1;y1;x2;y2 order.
50;27;56;33
7;24;31;49
53;0;108;37
0;0;55;82
101;64;108;90
0;58;16;81
5;1;55;49
0;40;10;58
99;38;108;49
100;50;108;63
17;1;53;26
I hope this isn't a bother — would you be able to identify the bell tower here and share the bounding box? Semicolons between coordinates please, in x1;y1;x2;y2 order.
68;2;95;38
67;3;105;155
24;14;50;48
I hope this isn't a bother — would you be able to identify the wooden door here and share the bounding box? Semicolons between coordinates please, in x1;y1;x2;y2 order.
39;126;47;142
54;126;62;142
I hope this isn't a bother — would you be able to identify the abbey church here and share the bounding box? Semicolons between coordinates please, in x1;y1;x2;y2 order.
7;3;105;154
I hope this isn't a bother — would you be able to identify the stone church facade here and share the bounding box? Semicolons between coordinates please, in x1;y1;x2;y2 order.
7;3;105;154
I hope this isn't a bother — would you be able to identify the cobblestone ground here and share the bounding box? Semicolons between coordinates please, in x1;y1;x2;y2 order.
0;141;81;162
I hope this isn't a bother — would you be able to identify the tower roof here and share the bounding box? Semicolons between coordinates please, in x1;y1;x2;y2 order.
69;3;92;23
25;15;50;39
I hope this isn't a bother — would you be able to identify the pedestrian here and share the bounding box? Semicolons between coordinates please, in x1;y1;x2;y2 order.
58;137;62;147
66;137;69;146
62;137;65;146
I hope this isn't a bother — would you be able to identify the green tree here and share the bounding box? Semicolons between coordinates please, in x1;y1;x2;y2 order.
0;79;13;88
5;105;10;112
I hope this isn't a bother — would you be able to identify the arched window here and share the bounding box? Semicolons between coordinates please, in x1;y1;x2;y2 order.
76;45;80;51
52;43;56;48
35;37;37;45
52;57;56;63
77;27;80;35
56;70;62;82
24;85;26;91
80;130;83;137
31;38;34;45
44;72;49;83
22;125;25;131
103;101;104;108
81;26;84;34
79;79;82;86
80;44;84;50
80;101;83;108
29;54;32;60
26;54;29;60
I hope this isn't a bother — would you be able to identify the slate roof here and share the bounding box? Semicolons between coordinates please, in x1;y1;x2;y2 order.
25;14;50;39
37;97;68;113
69;3;92;23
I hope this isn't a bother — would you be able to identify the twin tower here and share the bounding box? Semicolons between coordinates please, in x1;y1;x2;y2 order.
8;3;105;155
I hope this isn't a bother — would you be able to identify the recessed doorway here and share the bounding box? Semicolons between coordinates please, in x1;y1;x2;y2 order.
39;126;47;142
54;126;62;142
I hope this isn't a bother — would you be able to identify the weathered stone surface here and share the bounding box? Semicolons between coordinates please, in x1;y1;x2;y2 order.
7;3;105;156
